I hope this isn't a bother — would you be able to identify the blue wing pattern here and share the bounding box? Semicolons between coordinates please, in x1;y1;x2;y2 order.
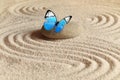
43;10;57;31
55;16;72;33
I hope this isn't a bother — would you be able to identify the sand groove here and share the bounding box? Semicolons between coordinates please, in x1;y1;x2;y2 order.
87;10;120;43
0;24;120;80
0;1;120;80
8;2;47;19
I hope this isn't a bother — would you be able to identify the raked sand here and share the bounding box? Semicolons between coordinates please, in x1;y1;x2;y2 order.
0;0;120;80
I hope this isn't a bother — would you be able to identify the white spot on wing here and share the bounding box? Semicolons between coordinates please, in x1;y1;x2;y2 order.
46;11;55;17
65;17;70;22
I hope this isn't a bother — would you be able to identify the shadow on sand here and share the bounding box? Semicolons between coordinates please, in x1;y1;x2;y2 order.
30;29;58;41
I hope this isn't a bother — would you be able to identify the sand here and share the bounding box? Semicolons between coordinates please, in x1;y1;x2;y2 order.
0;0;120;80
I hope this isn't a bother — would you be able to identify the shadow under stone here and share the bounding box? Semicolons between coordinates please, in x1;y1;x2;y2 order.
30;29;59;41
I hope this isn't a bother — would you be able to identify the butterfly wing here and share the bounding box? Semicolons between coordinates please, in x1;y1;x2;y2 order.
55;16;72;33
43;10;57;31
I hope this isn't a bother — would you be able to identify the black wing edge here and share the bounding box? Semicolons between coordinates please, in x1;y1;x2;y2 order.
64;16;72;24
44;10;56;18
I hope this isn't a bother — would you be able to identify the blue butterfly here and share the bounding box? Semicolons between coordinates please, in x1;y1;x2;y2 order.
43;10;72;33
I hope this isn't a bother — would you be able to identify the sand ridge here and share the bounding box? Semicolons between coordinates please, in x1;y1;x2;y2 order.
0;0;120;80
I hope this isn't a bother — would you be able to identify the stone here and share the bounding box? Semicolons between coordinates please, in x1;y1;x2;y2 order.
40;22;83;39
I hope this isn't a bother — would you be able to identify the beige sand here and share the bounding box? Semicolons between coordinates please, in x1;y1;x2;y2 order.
0;0;120;80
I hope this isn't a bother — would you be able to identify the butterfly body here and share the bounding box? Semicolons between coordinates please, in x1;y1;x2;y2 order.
43;10;72;33
54;20;66;33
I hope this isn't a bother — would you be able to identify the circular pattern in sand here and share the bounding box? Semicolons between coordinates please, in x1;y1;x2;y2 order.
87;12;120;33
86;8;120;42
8;2;47;19
0;1;120;80
0;23;120;80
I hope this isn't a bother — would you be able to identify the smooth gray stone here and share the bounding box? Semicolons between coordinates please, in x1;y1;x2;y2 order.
40;22;82;39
